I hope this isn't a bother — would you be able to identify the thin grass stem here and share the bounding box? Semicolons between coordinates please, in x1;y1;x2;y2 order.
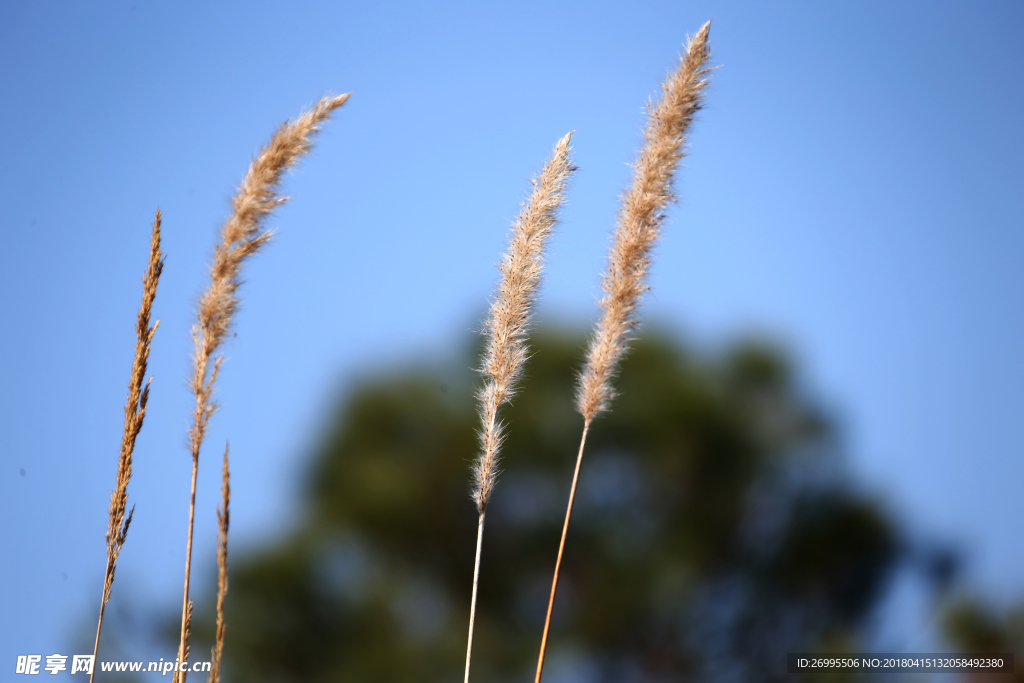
208;444;230;683
463;512;486;683
533;420;590;683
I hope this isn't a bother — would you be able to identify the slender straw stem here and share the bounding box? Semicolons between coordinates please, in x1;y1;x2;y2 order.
175;453;200;673
463;511;486;683
89;596;104;683
534;420;591;683
89;503;136;683
209;444;230;683
88;504;135;683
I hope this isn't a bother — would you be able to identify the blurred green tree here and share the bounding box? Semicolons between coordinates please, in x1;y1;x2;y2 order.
943;598;1024;683
212;330;900;682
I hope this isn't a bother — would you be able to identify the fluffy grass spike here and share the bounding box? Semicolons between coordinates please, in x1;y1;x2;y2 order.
464;132;576;683
576;24;712;422
174;93;350;677
89;210;164;683
535;23;713;683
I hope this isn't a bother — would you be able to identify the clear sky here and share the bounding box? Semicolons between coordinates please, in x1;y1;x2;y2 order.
2;0;1022;663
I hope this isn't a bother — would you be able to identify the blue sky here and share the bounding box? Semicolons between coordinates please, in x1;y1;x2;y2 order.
2;0;1022;663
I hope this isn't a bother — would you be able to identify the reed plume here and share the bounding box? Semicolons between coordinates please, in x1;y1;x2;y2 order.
464;132;576;683
534;22;712;683
208;444;230;683
89;210;164;683
173;93;350;682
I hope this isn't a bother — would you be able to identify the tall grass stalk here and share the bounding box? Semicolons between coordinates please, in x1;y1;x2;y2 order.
465;132;576;683
173;94;350;682
90;210;164;683
208;444;230;683
534;22;713;683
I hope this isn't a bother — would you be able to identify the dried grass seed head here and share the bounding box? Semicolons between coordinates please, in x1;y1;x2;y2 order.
473;132;576;512
189;93;350;453
576;22;712;422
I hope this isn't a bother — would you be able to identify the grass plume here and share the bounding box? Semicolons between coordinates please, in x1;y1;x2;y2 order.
174;93;350;681
208;444;230;683
534;22;713;683
89;210;164;683
465;132;576;683
576;23;712;422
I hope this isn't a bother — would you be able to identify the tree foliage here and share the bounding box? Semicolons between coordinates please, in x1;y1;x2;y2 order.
217;330;899;682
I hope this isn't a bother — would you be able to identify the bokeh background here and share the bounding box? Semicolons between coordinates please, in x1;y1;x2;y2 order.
2;1;1023;681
